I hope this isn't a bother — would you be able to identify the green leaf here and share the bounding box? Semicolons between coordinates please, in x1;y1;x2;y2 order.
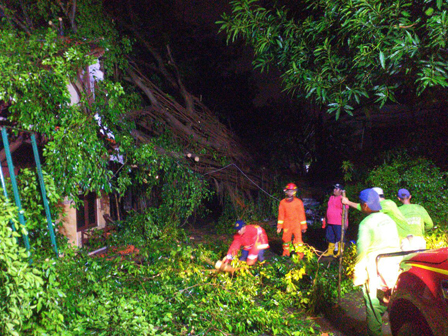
379;51;386;69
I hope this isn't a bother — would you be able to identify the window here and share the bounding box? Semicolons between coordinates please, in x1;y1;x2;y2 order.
76;192;97;231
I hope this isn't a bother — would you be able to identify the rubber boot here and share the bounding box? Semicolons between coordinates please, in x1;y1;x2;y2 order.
334;242;344;257
282;243;290;257
322;243;335;257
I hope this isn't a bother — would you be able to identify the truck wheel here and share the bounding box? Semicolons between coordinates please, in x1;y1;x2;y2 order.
397;320;433;336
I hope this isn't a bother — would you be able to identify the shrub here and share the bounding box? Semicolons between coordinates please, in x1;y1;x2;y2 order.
367;154;448;228
1;168;67;260
0;198;64;336
343;153;448;248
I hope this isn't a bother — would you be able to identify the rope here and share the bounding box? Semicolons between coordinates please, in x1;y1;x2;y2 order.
204;163;281;202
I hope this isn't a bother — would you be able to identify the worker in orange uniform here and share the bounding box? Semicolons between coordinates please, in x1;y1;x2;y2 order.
224;220;269;265
277;183;307;257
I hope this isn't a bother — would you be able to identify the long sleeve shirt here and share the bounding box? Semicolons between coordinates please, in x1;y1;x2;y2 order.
354;212;401;289
226;225;269;257
277;197;307;230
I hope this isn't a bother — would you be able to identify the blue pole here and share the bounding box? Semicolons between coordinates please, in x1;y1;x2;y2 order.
1;128;31;260
31;134;59;256
0;161;18;241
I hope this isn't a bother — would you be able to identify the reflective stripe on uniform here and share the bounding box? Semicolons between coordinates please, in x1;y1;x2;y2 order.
254;226;268;249
300;221;307;225
278;220;284;224
248;254;258;260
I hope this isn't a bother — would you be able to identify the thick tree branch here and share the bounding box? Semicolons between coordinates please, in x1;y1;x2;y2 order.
126;67;160;107
56;0;77;33
70;0;77;33
0;134;24;163
166;45;195;113
118;21;179;90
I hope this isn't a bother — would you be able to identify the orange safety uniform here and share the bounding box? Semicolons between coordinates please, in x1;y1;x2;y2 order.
278;197;307;256
226;225;269;265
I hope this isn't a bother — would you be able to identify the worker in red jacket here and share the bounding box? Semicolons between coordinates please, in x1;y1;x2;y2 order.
224;220;269;265
277;183;307;257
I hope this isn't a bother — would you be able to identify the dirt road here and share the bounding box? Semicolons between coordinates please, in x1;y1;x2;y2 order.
316;290;392;336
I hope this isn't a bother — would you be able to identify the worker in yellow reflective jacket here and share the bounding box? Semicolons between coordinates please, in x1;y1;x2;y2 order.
277;183;307;257
397;188;433;250
354;188;401;336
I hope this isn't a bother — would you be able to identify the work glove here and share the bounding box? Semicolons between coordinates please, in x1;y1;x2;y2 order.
223;257;232;264
321;218;326;229
216;257;230;270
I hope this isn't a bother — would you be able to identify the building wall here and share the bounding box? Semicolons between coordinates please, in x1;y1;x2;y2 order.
58;192;110;247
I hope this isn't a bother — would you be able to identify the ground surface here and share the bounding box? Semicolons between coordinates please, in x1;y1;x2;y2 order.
315;287;392;336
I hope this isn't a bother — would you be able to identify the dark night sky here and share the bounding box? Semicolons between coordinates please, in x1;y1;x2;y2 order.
174;0;286;106
107;0;448;174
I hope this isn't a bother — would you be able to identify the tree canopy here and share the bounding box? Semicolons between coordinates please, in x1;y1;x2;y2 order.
0;0;271;226
0;0;134;198
219;0;448;118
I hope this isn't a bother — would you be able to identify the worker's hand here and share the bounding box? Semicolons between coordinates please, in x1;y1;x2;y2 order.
341;196;349;205
223;258;231;264
302;229;307;233
277;227;282;234
322;218;326;229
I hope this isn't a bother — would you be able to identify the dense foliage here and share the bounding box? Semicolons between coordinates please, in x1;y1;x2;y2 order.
0;0;213;225
219;0;448;117
12;169;67;256
0;0;134;198
0;197;65;336
367;154;448;247
367;155;448;225
0;156;355;335
1;197;359;335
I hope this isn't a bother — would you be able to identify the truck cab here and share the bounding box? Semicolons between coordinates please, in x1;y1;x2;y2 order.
387;248;448;336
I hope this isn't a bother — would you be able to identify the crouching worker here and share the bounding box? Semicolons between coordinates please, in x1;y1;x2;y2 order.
224;220;269;265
